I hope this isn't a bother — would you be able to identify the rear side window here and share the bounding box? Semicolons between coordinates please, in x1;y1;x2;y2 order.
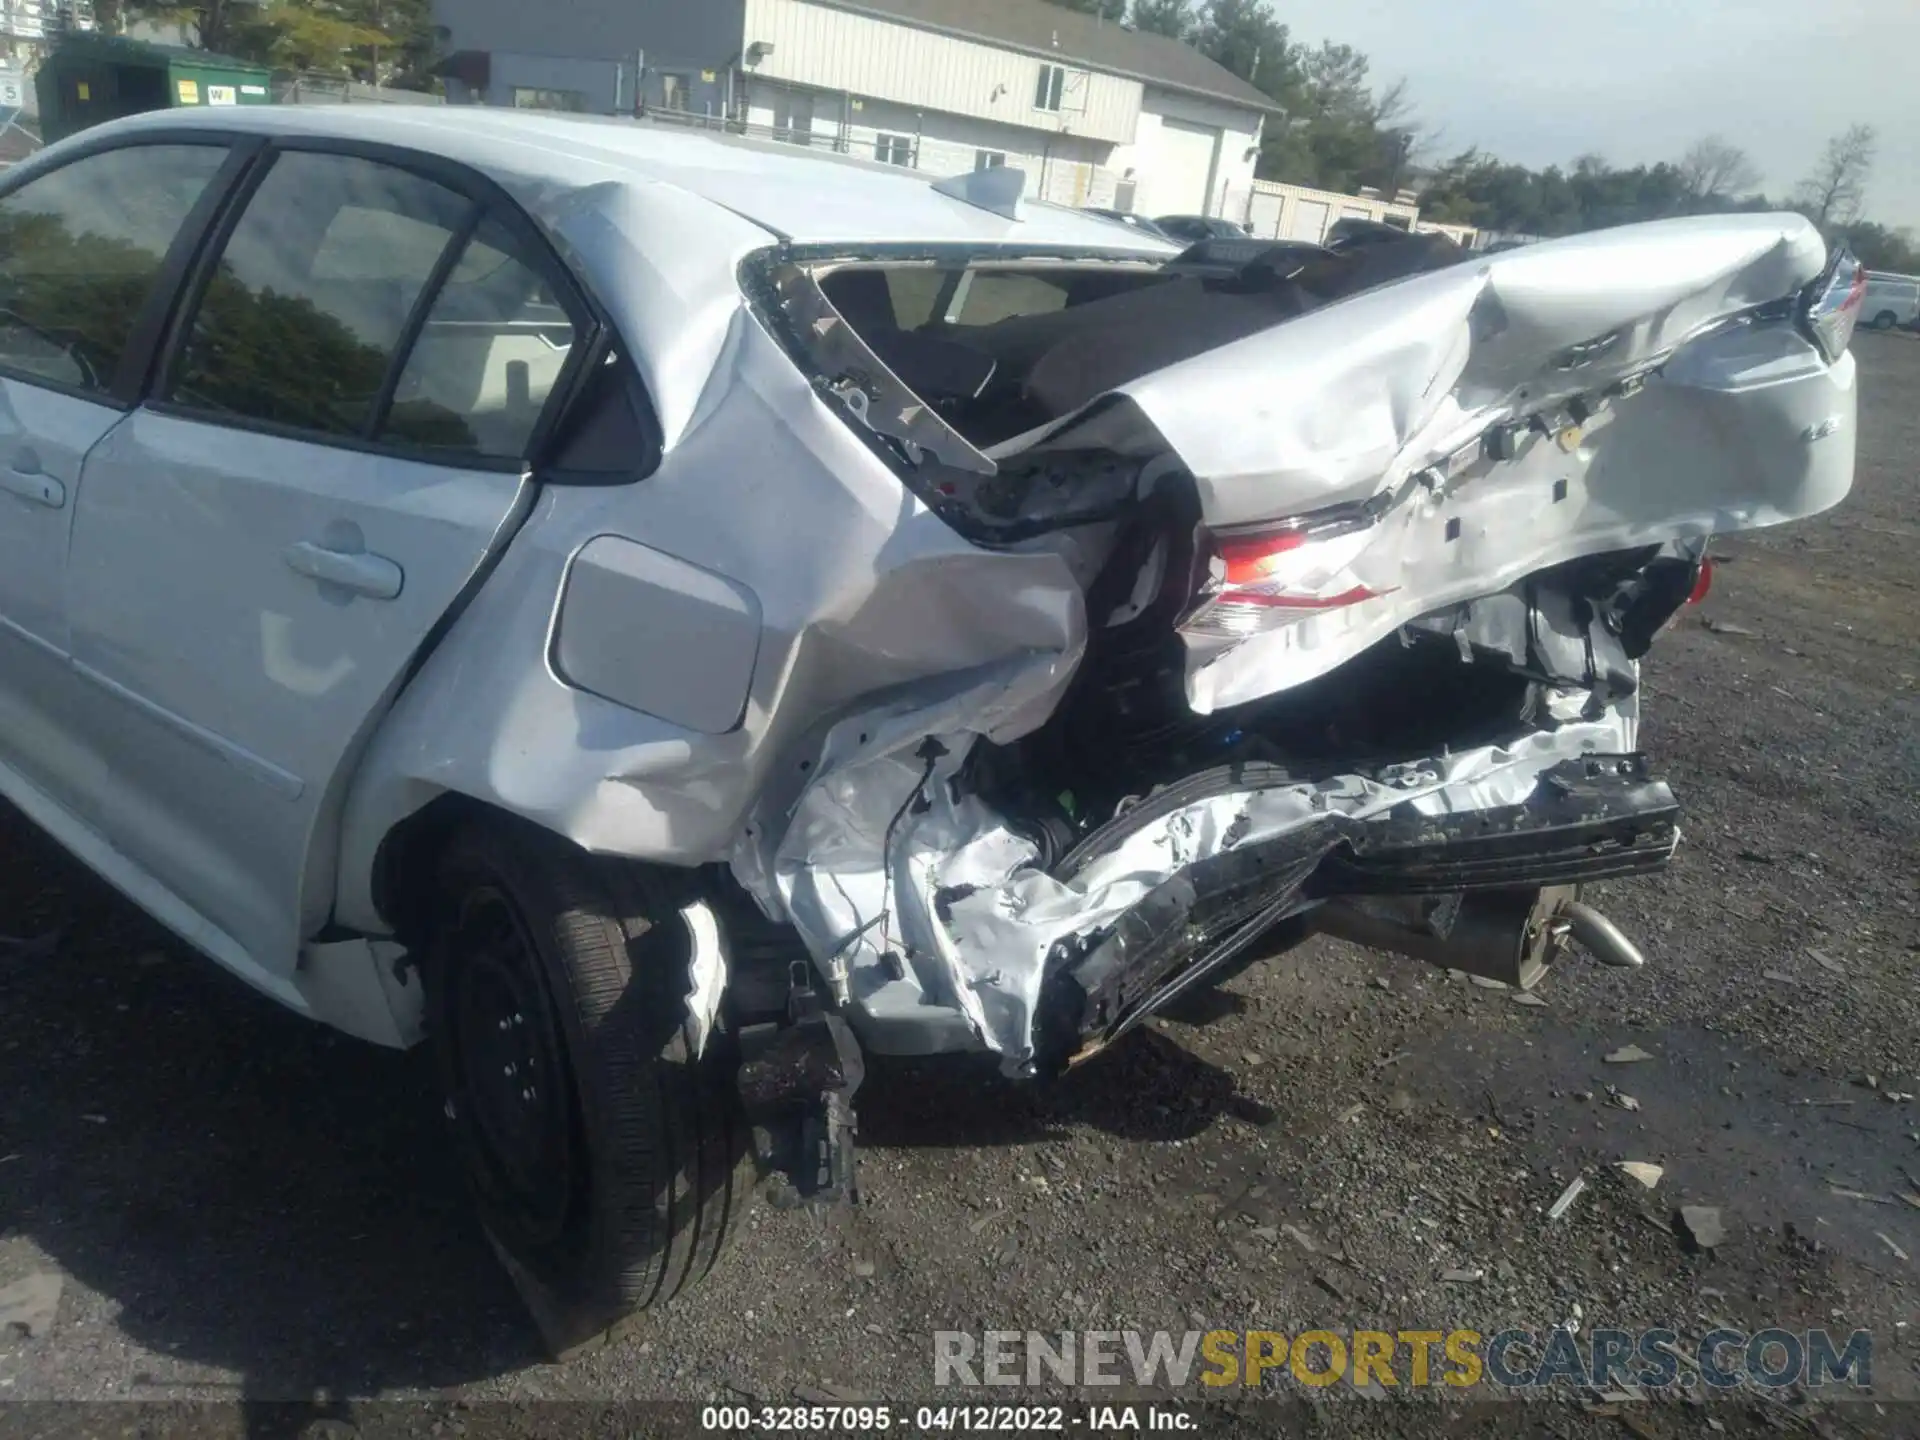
0;143;229;395
165;148;585;463
380;215;577;460
167;151;472;437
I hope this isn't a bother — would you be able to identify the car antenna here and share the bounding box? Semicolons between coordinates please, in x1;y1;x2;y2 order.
930;165;1028;221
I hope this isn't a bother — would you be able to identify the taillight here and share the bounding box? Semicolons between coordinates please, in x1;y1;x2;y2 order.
1686;556;1714;605
1801;247;1865;362
1181;523;1394;639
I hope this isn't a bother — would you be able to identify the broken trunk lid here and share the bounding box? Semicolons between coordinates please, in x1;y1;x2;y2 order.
769;216;1848;712
1004;213;1831;528
985;213;1849;712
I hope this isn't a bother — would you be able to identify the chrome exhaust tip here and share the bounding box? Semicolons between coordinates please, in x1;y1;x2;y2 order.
1310;888;1646;989
1562;900;1646;969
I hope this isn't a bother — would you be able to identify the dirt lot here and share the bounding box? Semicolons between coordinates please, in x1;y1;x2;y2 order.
2;334;1916;1437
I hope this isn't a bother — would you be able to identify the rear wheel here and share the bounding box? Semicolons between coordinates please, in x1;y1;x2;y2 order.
426;820;751;1347
1871;310;1899;331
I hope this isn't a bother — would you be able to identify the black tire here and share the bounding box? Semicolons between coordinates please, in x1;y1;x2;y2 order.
426;819;751;1334
1871;311;1898;331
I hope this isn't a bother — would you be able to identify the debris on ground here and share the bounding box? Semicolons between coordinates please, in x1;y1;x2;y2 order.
1827;1186;1895;1205
1548;1176;1588;1221
1616;1162;1664;1189
1604;1045;1654;1064
1704;618;1758;637
1876;1233;1909;1262
1512;992;1550;1008
1440;1268;1484;1284
1677;1206;1727;1252
1607;1087;1641;1112
0;1271;62;1341
1808;950;1846;976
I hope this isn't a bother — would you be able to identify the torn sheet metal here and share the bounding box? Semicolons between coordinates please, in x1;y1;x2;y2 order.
681;900;728;1060
757;699;1637;1075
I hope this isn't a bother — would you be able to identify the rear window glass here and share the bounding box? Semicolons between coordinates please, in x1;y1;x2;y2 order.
950;271;1071;326
883;270;944;329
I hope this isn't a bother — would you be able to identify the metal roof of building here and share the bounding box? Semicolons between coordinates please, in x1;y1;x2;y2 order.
814;0;1279;113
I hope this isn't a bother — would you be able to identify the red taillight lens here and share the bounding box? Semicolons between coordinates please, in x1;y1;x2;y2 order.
1803;247;1865;362
1183;524;1395;639
1686;556;1714;606
1219;529;1307;587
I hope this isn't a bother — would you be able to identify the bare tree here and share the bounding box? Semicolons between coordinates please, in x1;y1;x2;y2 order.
1679;135;1762;202
1794;125;1877;227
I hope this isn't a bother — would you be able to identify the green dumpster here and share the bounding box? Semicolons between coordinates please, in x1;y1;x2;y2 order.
35;34;274;144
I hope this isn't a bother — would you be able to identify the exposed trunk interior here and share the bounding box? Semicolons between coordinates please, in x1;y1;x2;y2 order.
814;230;1466;450
963;517;1697;878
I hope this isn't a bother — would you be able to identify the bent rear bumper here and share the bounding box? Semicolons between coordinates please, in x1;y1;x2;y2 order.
1036;753;1678;1071
751;700;1674;1075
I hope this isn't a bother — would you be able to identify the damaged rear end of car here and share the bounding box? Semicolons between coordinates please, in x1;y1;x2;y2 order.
727;211;1859;1101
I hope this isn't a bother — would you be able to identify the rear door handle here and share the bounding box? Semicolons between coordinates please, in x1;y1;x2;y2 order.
0;466;64;509
282;540;404;600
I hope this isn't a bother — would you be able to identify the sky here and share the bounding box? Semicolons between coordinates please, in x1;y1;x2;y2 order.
1275;0;1920;230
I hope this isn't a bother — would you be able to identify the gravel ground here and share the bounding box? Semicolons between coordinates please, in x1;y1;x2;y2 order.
2;334;1916;1438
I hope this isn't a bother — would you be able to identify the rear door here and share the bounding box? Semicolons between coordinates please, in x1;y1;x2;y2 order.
0;137;240;817
64;142;589;988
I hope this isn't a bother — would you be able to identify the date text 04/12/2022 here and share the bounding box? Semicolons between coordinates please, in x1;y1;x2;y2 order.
699;1405;1194;1431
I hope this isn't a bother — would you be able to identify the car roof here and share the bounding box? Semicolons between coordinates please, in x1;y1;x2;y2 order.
87;105;1172;255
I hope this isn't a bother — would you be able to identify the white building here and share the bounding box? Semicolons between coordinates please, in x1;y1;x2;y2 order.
432;0;1277;219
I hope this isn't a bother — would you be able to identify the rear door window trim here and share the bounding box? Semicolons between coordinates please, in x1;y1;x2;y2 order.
144;134;608;472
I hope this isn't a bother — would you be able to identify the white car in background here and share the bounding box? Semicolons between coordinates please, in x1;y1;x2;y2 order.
0;105;1860;1346
1860;272;1919;330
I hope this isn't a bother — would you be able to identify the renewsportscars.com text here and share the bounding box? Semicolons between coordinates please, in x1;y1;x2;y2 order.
933;1327;1875;1392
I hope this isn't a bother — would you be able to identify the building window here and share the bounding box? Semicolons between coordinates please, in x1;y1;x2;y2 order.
660;74;691;111
875;133;914;167
974;150;1006;171
512;87;585;112
1034;64;1065;111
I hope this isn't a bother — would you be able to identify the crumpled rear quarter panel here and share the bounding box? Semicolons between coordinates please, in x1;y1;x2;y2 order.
332;310;1087;932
